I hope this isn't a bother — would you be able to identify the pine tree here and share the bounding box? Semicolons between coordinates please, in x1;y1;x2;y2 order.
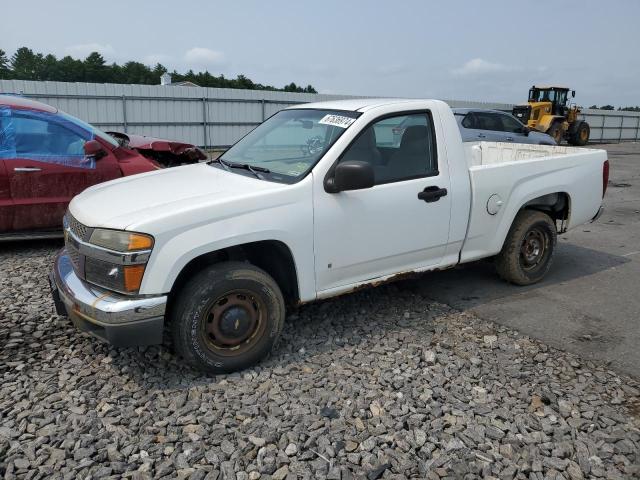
11;47;42;79
0;49;11;79
84;52;108;83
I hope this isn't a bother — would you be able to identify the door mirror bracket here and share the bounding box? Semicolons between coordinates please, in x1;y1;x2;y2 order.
84;140;107;159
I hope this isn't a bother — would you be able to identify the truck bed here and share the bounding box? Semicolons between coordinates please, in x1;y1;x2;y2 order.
464;141;593;167
460;141;607;264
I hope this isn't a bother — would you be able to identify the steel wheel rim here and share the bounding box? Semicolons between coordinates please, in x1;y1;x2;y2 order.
519;227;548;270
200;289;267;356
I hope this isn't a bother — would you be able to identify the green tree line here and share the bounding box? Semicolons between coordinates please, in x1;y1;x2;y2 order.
589;104;640;112
0;47;317;93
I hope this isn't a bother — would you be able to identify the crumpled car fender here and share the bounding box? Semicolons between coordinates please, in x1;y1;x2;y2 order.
107;132;207;167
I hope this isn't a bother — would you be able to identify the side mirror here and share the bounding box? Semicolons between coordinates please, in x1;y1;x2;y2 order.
325;160;375;193
84;140;106;159
571;90;576;98
521;126;530;136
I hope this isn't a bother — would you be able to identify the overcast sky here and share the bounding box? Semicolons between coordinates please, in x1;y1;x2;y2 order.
3;0;639;106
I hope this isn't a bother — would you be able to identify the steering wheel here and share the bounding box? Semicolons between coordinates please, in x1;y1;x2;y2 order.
300;136;325;156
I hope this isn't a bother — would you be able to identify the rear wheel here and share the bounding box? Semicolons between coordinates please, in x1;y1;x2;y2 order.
569;121;590;146
547;122;564;145
495;210;557;285
170;261;285;373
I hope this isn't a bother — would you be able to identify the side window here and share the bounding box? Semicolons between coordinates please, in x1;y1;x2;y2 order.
12;113;88;157
475;113;503;131
461;113;476;129
557;91;567;105
340;112;437;185
499;114;524;133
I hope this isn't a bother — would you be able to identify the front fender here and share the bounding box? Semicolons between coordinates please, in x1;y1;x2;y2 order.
138;198;316;302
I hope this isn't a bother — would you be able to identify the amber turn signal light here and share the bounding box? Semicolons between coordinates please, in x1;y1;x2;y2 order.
123;265;146;292
128;233;154;251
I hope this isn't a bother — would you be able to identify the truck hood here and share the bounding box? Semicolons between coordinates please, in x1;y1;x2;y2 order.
69;163;286;230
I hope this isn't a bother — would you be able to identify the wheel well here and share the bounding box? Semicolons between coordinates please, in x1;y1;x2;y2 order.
169;240;299;306
522;192;571;232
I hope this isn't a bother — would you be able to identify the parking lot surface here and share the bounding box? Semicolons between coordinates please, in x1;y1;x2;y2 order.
0;144;639;479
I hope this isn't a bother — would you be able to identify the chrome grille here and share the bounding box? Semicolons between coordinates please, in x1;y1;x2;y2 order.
67;214;90;241
67;244;81;271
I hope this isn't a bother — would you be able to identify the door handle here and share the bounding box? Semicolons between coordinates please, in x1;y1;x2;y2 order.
506;137;514;142
14;167;42;172
418;186;448;203
478;134;486;138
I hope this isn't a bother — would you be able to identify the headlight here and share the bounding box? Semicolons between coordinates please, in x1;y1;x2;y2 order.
83;229;154;294
89;229;153;252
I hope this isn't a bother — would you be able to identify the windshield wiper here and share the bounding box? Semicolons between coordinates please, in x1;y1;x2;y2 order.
223;160;270;178
209;157;270;178
208;157;231;171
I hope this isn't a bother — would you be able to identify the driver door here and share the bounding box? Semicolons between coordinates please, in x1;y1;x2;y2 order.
313;112;452;293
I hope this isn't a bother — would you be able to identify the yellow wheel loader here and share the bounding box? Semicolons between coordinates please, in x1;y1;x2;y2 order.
512;86;590;146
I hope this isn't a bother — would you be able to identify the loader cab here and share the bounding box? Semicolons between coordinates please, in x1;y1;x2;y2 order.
528;86;572;116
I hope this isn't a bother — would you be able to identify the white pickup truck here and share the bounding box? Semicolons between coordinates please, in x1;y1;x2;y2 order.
50;99;609;373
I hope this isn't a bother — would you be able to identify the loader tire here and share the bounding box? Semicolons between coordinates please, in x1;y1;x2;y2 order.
495;210;557;286
569;121;590;146
170;261;285;373
547;122;563;145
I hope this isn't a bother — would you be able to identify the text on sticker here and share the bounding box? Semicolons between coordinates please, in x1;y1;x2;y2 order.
319;114;356;128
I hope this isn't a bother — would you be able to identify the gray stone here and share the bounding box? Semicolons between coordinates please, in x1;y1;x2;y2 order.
284;443;298;456
0;244;639;480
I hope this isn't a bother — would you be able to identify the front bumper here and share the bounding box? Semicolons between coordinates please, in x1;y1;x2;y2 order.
51;249;167;347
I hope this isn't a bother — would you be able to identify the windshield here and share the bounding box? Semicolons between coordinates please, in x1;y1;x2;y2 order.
58;111;120;148
217;108;360;183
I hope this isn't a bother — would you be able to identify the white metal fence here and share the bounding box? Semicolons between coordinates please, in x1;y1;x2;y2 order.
1;79;638;147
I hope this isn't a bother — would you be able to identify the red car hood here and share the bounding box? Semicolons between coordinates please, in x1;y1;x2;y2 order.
107;131;207;163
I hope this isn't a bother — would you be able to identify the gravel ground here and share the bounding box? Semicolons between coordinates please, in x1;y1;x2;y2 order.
1;243;639;479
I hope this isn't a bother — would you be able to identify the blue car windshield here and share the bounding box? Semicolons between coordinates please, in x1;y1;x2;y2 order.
57;111;120;148
218;109;360;183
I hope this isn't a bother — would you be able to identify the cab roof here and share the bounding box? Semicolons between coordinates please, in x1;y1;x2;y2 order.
0;95;57;113
286;98;424;113
531;85;570;91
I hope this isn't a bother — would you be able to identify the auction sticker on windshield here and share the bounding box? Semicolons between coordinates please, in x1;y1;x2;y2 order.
319;114;356;128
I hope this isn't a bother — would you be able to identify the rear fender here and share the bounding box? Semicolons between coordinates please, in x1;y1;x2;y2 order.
460;148;606;264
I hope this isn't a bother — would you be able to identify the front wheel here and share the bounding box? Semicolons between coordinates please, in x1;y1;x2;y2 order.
547;122;564;145
170;261;285;373
495;210;557;285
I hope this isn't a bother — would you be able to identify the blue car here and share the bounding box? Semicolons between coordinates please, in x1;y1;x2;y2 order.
452;108;557;145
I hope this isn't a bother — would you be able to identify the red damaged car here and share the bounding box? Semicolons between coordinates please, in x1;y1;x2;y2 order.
0;95;206;239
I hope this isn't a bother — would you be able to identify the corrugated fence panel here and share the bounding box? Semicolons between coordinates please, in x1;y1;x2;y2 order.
1;79;638;147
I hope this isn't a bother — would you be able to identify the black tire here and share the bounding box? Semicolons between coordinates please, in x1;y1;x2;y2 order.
547;122;563;145
569;121;590;146
170;261;285;373
495;210;557;286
